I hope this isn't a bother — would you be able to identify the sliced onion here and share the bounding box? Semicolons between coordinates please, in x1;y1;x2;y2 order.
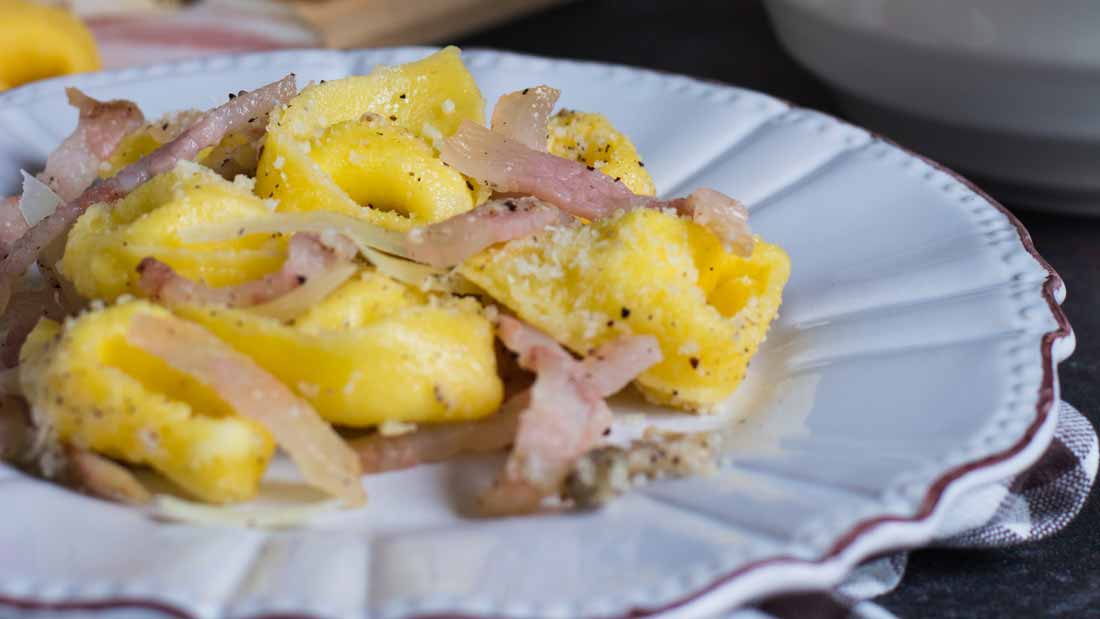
126;313;366;506
349;246;457;294
67;447;151;505
491;85;560;150
403;197;572;268
138;232;352;308
180;210;408;258
247;261;358;322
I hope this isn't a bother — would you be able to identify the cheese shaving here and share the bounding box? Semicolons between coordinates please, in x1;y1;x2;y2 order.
356;244;480;295
379;420;417;437
180;211;408;257
18;171;63;227
150;495;341;528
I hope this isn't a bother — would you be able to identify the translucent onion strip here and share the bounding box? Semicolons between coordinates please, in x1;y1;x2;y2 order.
247;262;359;322
180;211;408;257
151;495;340;528
370;248;481;294
126;313;366;506
67;447;152;505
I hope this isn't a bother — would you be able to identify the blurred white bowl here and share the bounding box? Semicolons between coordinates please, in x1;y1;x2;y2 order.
764;0;1100;213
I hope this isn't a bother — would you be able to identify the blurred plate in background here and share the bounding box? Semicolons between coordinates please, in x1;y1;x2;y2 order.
764;0;1100;214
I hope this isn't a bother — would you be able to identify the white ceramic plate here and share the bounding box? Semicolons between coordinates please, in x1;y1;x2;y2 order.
0;48;1073;619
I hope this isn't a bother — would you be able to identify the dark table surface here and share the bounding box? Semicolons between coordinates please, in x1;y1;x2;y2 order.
458;2;1100;617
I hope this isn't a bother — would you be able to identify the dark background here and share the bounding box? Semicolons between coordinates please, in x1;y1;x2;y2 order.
457;1;1100;617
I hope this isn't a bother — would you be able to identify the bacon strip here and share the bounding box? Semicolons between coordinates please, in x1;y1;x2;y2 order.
0;369;19;398
0;198;27;257
0;281;66;368
0;92;143;333
490;86;560;151
0;74;298;315
39;89;145;202
481;345;609;516
351;324;661;481
574;335;666;397
439;120;754;256
109;75;296;199
352;395;525;474
0;396;31;462
137;231;354;308
404;197;572;268
147;109;205;143
441;120;641;220
127;313;365;506
481;317;662;516
499;320;663;397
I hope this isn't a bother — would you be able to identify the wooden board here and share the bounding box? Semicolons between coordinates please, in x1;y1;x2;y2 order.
288;0;569;48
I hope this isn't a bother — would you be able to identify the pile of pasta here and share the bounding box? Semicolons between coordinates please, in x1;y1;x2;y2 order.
0;47;789;518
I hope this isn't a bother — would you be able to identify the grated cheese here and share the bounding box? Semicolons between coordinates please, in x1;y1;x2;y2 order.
678;341;700;355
